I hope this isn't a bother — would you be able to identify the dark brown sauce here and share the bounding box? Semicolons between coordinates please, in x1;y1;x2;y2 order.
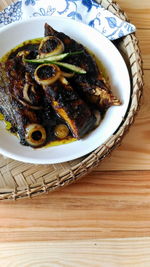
0;38;107;148
0;38;76;148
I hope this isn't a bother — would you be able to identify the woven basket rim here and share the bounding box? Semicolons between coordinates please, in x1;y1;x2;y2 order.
0;0;144;200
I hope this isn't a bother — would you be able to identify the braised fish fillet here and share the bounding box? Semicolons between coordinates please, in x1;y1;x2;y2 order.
0;61;42;146
0;23;121;148
43;76;96;139
45;23;121;112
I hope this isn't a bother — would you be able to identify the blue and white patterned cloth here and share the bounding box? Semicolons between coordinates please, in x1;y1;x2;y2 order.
0;0;136;40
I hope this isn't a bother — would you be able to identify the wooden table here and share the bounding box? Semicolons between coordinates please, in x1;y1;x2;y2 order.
0;0;150;266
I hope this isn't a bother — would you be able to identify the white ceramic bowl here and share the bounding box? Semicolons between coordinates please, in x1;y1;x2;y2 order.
0;16;130;164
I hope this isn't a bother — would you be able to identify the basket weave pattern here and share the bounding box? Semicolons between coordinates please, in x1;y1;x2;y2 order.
0;0;143;200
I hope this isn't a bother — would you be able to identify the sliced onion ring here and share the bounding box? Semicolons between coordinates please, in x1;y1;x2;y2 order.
13;95;42;110
34;64;61;86
17;51;31;64
17;50;30;58
23;83;32;103
23;82;37;104
25;123;46;147
38;36;64;58
61;71;75;78
59;76;69;85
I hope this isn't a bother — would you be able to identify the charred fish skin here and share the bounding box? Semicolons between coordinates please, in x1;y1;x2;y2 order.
44;23;121;111
12;102;38;146
6;57;43;107
8;43;39;60
0;62;27;144
44;23;98;75
0;56;47;147
0;62;17;128
0;23;121;150
43;77;96;139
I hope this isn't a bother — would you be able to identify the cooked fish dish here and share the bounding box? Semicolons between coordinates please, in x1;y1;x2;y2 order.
0;23;121;148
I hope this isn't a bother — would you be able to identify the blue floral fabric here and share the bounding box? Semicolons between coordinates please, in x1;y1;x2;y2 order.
25;0;38;6
0;1;22;25
0;0;136;40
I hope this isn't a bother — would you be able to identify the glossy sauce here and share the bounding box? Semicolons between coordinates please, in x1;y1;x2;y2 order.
0;38;77;147
0;38;106;148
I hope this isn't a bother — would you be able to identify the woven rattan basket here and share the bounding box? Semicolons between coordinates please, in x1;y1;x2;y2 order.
0;0;143;200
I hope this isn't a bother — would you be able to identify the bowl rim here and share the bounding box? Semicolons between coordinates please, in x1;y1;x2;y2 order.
0;16;131;164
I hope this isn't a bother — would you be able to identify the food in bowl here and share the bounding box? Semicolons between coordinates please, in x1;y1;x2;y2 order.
0;23;121;148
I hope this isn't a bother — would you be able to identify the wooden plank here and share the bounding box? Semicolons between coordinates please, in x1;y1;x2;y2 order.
0;239;150;267
136;29;150;69
0;170;150;241
0;2;149;265
117;0;150;29
0;0;16;10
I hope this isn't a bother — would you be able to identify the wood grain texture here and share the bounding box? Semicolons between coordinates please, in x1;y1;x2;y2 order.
136;30;150;69
0;239;150;267
0;0;16;10
117;0;150;28
0;0;150;266
0;170;150;241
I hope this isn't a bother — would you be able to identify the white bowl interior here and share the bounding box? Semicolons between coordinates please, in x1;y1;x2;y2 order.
0;17;130;164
